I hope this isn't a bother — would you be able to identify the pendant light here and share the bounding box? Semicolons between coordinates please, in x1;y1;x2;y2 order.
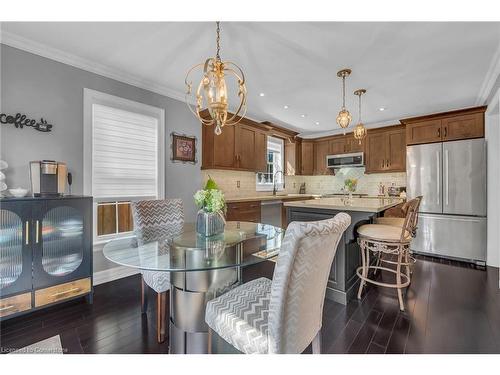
185;22;247;135
336;69;352;134
353;89;367;144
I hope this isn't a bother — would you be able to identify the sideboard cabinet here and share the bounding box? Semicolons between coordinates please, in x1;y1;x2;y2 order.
0;196;93;320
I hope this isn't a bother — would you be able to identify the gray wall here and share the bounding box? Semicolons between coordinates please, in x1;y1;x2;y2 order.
0;44;202;220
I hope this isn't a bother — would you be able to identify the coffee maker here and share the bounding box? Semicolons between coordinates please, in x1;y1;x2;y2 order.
30;160;67;197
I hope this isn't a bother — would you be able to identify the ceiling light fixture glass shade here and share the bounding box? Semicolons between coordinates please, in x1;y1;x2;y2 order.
353;89;367;144
185;22;247;135
336;69;352;134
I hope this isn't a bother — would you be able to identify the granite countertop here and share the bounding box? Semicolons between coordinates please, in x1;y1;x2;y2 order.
283;197;403;213
225;194;320;203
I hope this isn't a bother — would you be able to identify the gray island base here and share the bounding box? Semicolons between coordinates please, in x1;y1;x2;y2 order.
284;197;402;305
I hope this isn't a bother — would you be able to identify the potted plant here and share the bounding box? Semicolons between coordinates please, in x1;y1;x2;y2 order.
194;177;226;236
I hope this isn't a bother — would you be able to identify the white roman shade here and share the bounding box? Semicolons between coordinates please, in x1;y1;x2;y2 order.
91;104;159;199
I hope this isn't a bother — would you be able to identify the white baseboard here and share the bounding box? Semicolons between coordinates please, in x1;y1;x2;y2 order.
93;266;140;286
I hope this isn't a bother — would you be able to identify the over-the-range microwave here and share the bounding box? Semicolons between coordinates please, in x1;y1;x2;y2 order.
326;152;364;168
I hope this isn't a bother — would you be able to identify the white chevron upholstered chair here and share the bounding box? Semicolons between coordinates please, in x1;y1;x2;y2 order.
131;199;184;343
205;212;351;354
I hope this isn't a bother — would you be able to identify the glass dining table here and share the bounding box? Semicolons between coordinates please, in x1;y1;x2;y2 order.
103;221;284;354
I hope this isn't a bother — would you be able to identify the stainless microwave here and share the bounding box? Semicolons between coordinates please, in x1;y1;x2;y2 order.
326;152;364;168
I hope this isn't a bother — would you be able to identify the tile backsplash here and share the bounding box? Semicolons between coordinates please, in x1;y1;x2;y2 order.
202;169;406;199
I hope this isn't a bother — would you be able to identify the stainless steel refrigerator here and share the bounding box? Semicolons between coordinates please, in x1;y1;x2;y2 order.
406;139;487;265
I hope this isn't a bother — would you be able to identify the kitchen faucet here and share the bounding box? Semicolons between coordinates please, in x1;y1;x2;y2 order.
272;170;285;196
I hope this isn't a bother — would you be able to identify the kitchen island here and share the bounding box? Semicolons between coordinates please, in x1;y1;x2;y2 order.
284;197;402;304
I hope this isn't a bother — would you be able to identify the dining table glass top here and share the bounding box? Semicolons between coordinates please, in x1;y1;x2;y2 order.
102;221;285;272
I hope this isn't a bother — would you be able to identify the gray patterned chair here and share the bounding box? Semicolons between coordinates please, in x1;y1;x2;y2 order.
131;199;184;343
205;212;351;354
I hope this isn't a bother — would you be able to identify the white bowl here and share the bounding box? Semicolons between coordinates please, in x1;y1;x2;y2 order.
9;188;28;198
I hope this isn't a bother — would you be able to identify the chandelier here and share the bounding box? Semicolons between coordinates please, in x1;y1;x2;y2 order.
353;89;367;144
336;69;352;134
184;22;247;135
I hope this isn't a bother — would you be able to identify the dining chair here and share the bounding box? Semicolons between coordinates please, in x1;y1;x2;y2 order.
131;198;184;343
205;212;351;354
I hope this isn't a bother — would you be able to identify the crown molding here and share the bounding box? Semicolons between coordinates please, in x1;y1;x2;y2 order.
298;118;400;139
476;40;500;106
0;30;189;103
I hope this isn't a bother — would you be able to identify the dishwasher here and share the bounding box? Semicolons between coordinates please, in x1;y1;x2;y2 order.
260;200;283;228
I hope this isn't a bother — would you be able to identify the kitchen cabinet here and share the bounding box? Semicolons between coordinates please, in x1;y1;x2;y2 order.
345;136;364;153
285;140;298;175
442;113;484;141
0;196;93;320
405;119;442;145
328;137;345;155
365;125;406;173
402;106;486;145
314;140;331;175
226;201;261;223
202;122;269;172
300;141;314;175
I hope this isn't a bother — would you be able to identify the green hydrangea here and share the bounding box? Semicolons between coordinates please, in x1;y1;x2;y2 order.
194;177;226;213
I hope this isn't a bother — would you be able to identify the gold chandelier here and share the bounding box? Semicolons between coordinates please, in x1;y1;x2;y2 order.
353;89;367;144
185;22;247;135
336;69;352;134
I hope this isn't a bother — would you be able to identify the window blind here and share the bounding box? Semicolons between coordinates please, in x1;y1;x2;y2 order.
92;104;158;199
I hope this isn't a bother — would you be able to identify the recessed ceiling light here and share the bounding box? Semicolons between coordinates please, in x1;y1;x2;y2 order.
315;121;320;125
300;114;307;118
283;105;289;109
259;92;265;97
379;107;386;111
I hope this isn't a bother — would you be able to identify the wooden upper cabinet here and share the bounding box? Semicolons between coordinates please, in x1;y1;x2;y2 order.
402;106;486;145
386;127;406;172
285;140;297;175
212;125;237;168
405;119;442;145
235;124;257;170
301;141;314;175
328;137;345;155
365;132;387;173
365;125;406;174
346;136;364;153
442;113;484;141
314;140;330;175
254;129;268;173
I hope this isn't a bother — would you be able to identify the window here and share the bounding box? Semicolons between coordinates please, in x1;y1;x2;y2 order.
256;136;284;191
84;89;165;242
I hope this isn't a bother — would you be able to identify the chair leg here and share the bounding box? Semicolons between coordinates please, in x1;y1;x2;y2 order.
396;250;405;311
141;275;148;314
312;330;321;354
157;291;167;343
207;328;213;354
357;241;367;300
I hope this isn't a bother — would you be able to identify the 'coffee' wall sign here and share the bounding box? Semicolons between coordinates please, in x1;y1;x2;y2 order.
0;113;53;132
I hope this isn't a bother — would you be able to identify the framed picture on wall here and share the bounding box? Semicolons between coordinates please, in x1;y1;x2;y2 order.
171;132;197;164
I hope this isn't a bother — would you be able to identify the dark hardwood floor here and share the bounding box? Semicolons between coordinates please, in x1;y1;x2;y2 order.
1;255;499;354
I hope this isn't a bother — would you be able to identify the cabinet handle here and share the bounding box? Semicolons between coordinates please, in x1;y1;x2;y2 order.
25;221;29;245
0;305;16;313
438;128;441;138
51;287;81;299
444;127;447;137
36;220;40;244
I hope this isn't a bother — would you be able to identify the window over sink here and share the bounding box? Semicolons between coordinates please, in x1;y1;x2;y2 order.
256;136;284;192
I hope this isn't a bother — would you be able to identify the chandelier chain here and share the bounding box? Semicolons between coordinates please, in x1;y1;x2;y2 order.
342;75;346;109
216;21;221;60
358;93;362;123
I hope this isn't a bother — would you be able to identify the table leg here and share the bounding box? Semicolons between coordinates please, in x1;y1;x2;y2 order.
169;266;238;354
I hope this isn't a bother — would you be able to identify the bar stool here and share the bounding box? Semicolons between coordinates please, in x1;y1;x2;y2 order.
356;197;422;311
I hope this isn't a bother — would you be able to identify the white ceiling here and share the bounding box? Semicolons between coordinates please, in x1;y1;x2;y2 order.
2;22;500;136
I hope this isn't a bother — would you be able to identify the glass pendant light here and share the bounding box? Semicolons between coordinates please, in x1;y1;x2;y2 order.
336;69;352;134
353;89;367;144
185;22;247;135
